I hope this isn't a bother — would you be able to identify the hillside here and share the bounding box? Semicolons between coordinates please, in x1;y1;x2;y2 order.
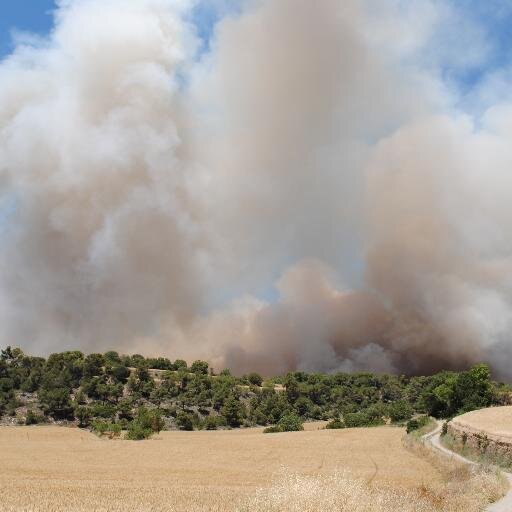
1;346;510;437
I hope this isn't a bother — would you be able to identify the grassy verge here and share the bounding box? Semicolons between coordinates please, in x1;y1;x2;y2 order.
441;432;512;471
401;422;508;512
408;417;438;440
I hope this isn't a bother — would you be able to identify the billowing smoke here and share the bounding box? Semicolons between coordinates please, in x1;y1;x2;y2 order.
1;0;512;377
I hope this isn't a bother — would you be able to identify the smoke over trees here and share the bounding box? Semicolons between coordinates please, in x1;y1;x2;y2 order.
1;0;512;377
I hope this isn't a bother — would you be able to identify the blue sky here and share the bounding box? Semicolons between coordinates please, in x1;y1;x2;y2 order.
0;1;56;58
0;1;224;60
2;0;512;93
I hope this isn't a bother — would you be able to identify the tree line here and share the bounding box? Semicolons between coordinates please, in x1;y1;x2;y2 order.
0;346;509;439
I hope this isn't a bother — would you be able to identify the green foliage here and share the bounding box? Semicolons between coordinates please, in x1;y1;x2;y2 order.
247;373;263;386
109;365;130;384
190;360;209;375
388;400;414;423
344;409;385;428
263;413;304;433
126;421;152;440
278;413;304;431
0;347;507;440
25;409;45;425
38;387;74;420
406;415;430;434
174;359;188;371
221;395;246;427
74;405;92;427
263;425;282;433
420;364;494;418
176;411;194;431
326;418;345;429
126;408;165;439
92;420;122;438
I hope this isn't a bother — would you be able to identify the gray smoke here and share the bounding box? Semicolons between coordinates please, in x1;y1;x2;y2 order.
1;0;511;378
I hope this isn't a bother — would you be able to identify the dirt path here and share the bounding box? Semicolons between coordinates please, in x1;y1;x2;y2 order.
423;425;512;512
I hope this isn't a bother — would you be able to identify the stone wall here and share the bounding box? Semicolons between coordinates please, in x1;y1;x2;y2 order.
447;420;512;461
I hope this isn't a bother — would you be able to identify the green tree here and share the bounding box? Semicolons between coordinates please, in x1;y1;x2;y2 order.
176;411;194;431
277;413;303;432
221;395;245;427
247;373;263;387
190;360;209;375
388;400;413;423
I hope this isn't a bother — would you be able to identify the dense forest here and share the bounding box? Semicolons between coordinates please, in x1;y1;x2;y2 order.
0;346;510;439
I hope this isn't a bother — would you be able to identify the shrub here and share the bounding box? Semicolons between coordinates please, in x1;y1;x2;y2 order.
126;421;152;440
278;413;304;432
90;402;116;420
344;410;384;428
190;360;209;375
25;410;45;425
75;405;92;427
221;396;245;428
247;373;263;387
38;387;74;420
263;413;304;433
176;411;194;431
92;420;121;439
125;408;165;440
406;415;430;434
326;418;345;429
441;421;449;437
388;400;414;423
110;365;130;384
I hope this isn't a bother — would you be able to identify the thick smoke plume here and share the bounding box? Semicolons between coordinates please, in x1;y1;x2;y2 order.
1;0;512;377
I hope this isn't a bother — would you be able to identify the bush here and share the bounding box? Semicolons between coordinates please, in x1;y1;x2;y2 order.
75;405;92;427
125;408;165;440
263;413;304;433
176;411;194;431
406;415;430;434
278;413;304;432
221;396;245;428
126;421;152;440
344;410;385;428
247;373;263;387
110;365;130;384
25;410;45;425
190;360;209;375
90;402;116;420
203;415;220;430
388;400;414;423
92;420;122;438
326;418;345;429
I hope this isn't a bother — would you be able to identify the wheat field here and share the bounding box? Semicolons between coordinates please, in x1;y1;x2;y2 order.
451;406;512;439
0;423;504;512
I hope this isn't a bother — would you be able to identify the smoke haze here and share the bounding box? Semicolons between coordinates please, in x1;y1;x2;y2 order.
1;0;512;377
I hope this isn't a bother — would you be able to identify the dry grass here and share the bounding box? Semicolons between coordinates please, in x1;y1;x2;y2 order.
0;423;505;511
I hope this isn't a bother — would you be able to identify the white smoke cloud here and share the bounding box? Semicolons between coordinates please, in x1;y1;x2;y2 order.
1;0;512;378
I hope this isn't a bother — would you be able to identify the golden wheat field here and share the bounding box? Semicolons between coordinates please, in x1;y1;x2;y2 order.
451;406;512;439
0;423;505;512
